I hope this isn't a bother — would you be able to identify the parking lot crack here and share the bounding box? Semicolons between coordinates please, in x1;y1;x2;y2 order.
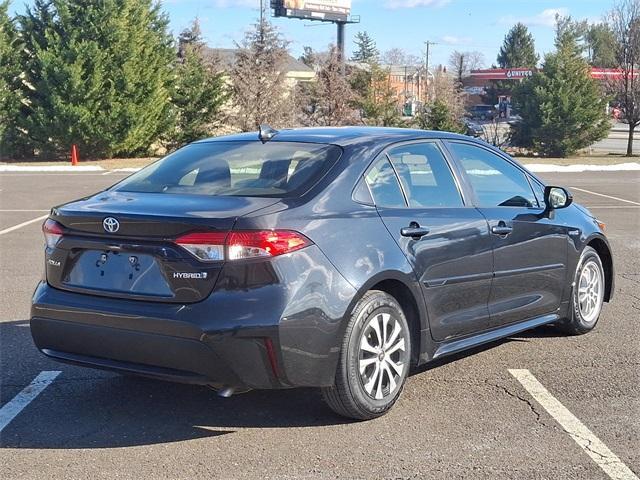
570;432;616;462
487;380;554;429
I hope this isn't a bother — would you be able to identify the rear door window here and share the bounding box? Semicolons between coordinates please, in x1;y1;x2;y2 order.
114;142;342;198
387;142;463;208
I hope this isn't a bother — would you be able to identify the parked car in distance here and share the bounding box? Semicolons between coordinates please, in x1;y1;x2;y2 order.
31;126;614;420
464;119;484;137
467;104;497;120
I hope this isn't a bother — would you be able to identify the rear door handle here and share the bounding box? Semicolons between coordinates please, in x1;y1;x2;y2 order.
491;223;513;236
401;223;430;239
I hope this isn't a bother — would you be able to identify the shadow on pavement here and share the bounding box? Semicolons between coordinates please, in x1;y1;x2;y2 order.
0;320;564;449
0;319;351;450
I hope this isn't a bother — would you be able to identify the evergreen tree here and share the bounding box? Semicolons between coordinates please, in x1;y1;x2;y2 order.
355;62;400;126
511;32;610;157
497;23;539;68
171;19;227;147
0;1;22;157
351;31;379;63
490;23;539;107
416;100;464;133
554;15;587;55
230;19;293;131
586;23;617;68
16;0;175;159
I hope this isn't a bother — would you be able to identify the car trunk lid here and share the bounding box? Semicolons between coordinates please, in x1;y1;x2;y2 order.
45;191;279;303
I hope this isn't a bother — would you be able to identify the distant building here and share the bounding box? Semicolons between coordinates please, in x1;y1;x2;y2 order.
376;64;433;116
385;65;427;103
203;47;316;87
462;67;630;104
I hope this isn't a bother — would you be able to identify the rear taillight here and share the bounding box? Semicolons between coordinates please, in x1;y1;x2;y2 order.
175;230;310;262
42;219;63;249
227;230;309;260
174;232;227;262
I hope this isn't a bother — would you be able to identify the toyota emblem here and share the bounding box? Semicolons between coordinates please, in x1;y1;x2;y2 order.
103;217;120;233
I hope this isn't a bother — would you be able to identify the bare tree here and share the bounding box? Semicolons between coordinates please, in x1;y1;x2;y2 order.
482;118;510;148
607;0;640;155
431;67;466;119
449;50;485;85
300;47;357;126
416;67;467;132
230;19;294;131
381;48;420;66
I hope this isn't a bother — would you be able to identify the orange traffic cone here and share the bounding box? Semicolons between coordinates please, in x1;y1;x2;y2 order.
71;144;79;166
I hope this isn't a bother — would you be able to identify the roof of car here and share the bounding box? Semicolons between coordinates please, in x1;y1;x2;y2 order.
195;127;472;148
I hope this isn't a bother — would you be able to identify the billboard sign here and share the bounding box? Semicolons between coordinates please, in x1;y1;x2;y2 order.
272;0;352;22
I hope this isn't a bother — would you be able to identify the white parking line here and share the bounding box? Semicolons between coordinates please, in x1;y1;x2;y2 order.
0;214;48;236
0;371;61;432
570;187;640;206
509;369;639;480
587;205;640;209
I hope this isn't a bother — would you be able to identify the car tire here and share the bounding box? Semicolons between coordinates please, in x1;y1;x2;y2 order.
557;246;605;335
321;290;411;420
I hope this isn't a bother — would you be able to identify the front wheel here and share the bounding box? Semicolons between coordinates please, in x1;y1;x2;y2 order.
322;290;411;420
558;246;605;335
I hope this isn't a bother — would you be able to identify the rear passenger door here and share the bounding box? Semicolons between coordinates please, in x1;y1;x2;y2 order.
365;141;494;342
445;141;568;328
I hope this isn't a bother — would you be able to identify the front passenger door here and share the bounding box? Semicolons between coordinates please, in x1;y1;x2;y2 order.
445;141;568;328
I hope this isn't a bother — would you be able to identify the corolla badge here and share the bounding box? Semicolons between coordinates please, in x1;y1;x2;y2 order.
103;217;120;233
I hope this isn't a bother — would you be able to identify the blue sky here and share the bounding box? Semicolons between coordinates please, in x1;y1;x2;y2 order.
10;0;615;67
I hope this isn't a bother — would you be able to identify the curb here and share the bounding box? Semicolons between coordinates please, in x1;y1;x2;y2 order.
0;165;105;172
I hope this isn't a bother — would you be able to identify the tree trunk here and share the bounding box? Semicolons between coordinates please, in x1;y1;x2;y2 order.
627;123;635;156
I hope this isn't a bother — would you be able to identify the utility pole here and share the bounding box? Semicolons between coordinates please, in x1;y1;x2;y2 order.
259;0;265;42
424;40;437;103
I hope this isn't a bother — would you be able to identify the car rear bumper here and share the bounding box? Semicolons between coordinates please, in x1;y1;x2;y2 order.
30;246;357;389
31;316;251;387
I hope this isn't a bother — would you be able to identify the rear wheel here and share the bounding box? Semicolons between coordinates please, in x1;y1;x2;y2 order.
558;246;605;335
322;290;411;420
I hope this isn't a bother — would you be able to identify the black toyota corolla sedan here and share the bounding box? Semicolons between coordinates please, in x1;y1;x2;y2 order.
31;127;614;420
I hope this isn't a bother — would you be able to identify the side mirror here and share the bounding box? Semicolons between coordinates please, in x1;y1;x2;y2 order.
544;186;573;209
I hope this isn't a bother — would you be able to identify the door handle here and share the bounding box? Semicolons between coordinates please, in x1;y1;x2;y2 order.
401;223;430;239
491;222;513;236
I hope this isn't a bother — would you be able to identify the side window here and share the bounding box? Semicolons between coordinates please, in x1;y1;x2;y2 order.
447;142;538;208
364;157;406;208
388;143;463;208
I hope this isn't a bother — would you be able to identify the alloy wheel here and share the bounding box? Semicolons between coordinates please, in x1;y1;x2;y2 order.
358;312;408;400
577;260;604;324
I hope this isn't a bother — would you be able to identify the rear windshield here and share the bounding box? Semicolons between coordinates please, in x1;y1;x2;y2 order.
113;141;342;198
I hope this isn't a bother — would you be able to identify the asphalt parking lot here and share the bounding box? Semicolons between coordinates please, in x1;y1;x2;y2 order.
0;169;638;480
